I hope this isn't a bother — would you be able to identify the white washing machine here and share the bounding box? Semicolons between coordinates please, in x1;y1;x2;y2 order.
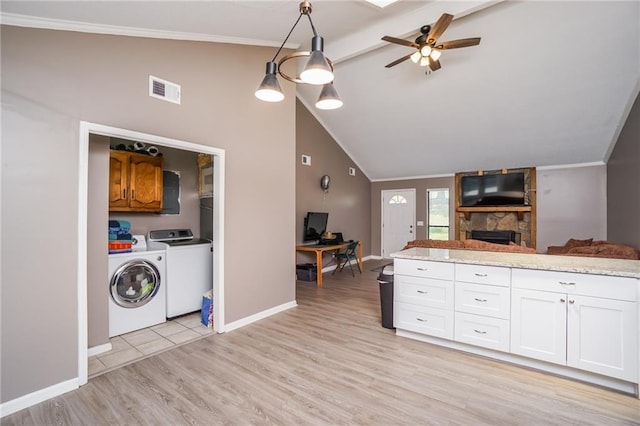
148;229;213;318
108;236;167;337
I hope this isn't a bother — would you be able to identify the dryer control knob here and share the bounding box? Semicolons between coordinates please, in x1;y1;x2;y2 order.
157;256;162;261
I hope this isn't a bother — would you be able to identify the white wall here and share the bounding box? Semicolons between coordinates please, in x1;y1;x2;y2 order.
536;164;607;251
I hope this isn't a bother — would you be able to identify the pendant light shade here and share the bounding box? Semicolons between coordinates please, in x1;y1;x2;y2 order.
256;2;341;109
315;82;343;110
300;36;334;85
255;61;284;102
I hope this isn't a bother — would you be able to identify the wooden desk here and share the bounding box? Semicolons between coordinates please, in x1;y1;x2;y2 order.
295;242;363;287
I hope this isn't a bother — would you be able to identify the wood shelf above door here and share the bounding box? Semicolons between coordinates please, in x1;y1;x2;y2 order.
457;205;532;220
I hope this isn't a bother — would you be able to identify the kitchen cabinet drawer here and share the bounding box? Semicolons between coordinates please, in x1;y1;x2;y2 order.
455;312;510;352
455;282;510;319
394;259;454;281
455;263;510;287
394;302;454;340
395;275;453;310
512;268;637;301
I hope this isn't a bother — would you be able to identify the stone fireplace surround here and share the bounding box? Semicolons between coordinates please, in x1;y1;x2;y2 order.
455;167;537;249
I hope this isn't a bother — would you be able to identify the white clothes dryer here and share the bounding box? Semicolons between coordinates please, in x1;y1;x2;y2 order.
108;240;167;337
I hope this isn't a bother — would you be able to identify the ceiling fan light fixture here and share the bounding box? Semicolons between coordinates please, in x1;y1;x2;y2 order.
430;48;442;61
315;82;343;110
410;51;421;63
300;36;334;85
255;61;284;102
420;45;432;57
419;56;429;67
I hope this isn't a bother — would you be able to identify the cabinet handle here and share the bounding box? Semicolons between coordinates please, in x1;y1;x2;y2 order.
569;299;575;304
474;298;487;302
473;329;487;335
474;273;488;277
560;298;566;303
417;290;429;294
123;188;126;198
416;267;428;271
416;317;427;322
131;189;135;200
558;281;576;286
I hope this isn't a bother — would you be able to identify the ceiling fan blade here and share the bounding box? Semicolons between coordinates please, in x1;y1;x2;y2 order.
428;56;442;71
437;37;481;50
385;52;415;68
382;35;419;49
427;13;453;45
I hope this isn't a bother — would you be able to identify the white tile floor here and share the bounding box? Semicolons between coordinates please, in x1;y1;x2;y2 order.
89;312;213;377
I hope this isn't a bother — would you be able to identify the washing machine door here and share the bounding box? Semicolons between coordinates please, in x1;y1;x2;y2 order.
110;260;161;308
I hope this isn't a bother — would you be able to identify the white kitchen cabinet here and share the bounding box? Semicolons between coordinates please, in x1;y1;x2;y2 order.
511;288;567;364
567;295;638;381
511;269;638;382
394;258;454;338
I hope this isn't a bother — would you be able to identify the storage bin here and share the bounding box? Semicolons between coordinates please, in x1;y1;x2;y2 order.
296;263;317;281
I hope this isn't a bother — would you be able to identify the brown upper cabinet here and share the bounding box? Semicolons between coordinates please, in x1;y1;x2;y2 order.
109;150;163;212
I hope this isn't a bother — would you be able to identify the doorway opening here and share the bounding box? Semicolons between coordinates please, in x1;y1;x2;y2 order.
77;122;225;386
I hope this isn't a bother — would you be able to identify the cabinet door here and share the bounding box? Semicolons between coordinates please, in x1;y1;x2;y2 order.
511;288;566;364
109;151;129;209
567;295;638;382
129;155;163;211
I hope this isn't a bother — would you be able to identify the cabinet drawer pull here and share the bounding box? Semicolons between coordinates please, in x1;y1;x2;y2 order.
473;329;487;335
416;267;428;271
474;298;487;303
416;317;427;322
416;290;429;294
558;281;576;286
474;273;488;277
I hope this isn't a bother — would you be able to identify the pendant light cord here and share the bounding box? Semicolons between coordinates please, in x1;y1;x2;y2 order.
271;13;304;63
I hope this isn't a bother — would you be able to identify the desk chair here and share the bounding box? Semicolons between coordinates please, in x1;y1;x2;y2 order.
332;240;360;277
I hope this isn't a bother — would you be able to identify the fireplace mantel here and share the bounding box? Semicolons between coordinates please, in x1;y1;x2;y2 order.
457;205;532;221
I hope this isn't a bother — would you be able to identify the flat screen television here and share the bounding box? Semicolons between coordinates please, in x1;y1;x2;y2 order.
303;212;329;242
461;173;526;207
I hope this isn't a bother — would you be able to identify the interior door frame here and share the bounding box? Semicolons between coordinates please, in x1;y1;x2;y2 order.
381;188;416;258
77;121;225;386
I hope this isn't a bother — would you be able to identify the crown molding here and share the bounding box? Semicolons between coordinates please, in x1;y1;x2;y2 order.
0;12;299;49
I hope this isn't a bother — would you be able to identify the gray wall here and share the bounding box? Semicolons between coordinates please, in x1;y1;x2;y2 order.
371;177;456;257
296;99;371;258
536;164;607;251
1;26;296;403
88;136;111;347
608;93;640;248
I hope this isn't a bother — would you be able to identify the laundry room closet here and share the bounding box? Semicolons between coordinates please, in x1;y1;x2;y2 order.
87;134;215;376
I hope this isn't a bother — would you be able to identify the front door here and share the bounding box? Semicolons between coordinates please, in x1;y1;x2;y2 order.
382;189;416;258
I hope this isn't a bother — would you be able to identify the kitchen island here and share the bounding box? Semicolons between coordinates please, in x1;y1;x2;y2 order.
390;247;640;396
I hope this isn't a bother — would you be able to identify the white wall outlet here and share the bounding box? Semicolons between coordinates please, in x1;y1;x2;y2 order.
417;221;424;226
348;167;355;176
302;155;311;166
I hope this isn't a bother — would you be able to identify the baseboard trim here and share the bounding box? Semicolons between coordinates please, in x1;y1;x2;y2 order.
87;342;112;357
223;300;297;333
0;378;78;418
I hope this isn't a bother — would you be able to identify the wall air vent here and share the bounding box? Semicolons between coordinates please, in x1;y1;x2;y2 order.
149;75;181;104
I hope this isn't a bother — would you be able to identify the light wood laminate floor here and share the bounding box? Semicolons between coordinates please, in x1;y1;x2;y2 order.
5;260;640;425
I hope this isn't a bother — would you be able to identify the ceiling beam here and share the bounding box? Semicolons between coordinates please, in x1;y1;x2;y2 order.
326;0;503;64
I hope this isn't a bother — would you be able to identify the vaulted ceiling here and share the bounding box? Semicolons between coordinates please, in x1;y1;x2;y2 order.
2;1;639;180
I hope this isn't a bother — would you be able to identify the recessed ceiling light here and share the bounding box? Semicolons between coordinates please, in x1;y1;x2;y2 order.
364;0;400;8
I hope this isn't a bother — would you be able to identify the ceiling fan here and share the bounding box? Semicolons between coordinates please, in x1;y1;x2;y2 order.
382;13;480;72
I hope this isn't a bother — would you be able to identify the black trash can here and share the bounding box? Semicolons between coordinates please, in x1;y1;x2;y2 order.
376;264;395;329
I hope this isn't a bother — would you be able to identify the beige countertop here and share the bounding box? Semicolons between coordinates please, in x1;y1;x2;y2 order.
391;247;640;278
